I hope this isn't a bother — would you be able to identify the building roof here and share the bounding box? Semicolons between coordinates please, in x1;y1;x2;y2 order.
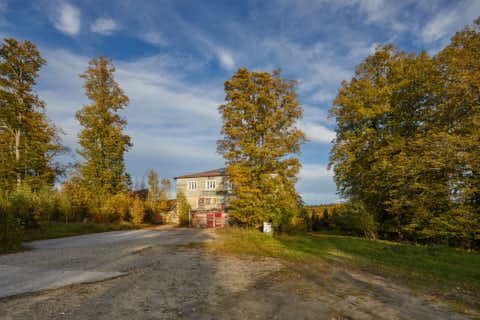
166;199;177;211
174;168;226;180
125;189;149;200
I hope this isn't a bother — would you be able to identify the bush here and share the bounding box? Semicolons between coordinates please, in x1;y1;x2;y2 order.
100;193;132;223
8;184;39;229
0;191;23;252
177;191;190;227
59;182;91;222
333;200;377;239
130;197;145;225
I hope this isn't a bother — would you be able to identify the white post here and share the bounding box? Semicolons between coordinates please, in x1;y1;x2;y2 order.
263;222;273;235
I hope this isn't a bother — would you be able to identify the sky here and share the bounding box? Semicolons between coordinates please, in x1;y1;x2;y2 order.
1;0;478;203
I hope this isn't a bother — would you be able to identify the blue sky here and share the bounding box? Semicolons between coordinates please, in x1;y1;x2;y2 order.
1;0;478;203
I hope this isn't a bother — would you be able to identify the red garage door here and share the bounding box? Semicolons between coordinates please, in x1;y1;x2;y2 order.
207;213;214;228
215;212;222;228
206;212;223;228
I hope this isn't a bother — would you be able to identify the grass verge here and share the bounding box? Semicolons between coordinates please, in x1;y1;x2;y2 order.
209;228;480;298
0;222;150;254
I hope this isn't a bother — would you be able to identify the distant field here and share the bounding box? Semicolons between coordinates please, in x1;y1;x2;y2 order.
209;228;480;297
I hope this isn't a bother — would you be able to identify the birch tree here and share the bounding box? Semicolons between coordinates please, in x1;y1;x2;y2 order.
0;38;64;190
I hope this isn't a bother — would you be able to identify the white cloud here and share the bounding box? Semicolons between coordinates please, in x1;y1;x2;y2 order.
302;105;334;124
272;0;412;32
309;89;334;103
130;130;220;161
299;121;335;144
140;31;168;46
421;0;480;43
91;18;117;35
348;41;379;59
53;3;81;36
297;164;339;204
216;48;235;71
299;163;334;181
37;48;224;177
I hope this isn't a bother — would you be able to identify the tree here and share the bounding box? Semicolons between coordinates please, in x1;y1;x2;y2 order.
217;68;306;228
328;18;480;248
329;45;444;238
75;56;132;194
160;178;171;195
177;190;190;227
0;38;64;190
147;169;159;203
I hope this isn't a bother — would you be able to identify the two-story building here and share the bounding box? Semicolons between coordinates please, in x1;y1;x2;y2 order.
174;168;233;228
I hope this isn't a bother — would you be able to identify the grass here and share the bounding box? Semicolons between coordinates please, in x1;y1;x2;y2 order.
0;221;150;254
209;228;480;296
22;221;149;242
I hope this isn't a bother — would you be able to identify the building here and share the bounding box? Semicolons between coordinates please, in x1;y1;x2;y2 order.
174;168;233;228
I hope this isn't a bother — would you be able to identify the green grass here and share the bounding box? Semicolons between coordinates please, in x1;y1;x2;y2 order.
21;221;149;242
0;222;150;254
210;228;480;295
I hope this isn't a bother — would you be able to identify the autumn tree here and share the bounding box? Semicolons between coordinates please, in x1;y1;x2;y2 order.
147;169;159;203
160;178;171;195
329;18;480;248
425;18;480;247
0;38;64;190
177;190;190;227
217;68;306;228
75;56;132;194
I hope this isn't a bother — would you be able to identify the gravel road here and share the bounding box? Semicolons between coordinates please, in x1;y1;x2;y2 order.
0;227;475;319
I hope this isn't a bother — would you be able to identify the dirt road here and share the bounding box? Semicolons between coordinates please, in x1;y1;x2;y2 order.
0;227;472;319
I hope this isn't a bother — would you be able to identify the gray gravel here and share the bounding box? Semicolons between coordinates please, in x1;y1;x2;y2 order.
0;227;474;320
0;227;214;299
0;264;125;298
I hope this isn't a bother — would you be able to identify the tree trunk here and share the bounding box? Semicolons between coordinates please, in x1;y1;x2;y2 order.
14;112;22;187
15;128;21;186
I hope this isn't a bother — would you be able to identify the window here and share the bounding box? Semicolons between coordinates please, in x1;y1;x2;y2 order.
227;182;233;189
206;180;216;190
187;181;197;191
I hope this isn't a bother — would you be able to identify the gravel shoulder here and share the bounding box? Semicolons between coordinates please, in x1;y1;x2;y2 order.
0;227;475;320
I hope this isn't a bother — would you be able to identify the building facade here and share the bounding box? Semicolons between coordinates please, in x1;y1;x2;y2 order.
174;168;233;228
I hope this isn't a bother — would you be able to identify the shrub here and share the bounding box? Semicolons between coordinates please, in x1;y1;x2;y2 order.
8;184;39;229
130;197;145;225
100;193;132;223
0;191;23;252
333;200;377;239
177;191;190;227
59;182;91;222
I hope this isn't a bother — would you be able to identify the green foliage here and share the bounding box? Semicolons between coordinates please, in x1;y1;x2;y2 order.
217;68;306;229
0;38;65;191
0;190;23;252
177;190;190;227
330;200;377;239
329;19;480;249
75;56;132;195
